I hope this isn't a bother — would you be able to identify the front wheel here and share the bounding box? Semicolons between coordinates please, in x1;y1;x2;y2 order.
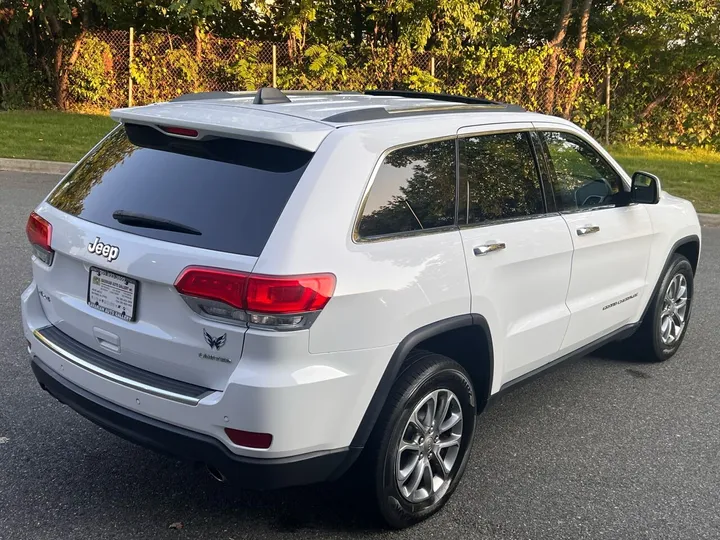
630;254;694;362
367;351;477;528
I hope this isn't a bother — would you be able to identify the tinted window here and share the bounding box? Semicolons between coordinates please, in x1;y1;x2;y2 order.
542;131;623;211
357;140;456;239
459;132;544;224
48;125;312;257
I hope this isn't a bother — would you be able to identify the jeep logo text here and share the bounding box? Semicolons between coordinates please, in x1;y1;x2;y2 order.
88;237;120;262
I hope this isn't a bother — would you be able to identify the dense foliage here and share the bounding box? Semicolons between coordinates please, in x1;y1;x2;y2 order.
1;0;718;149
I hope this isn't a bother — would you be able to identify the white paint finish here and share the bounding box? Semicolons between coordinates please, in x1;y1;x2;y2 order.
634;192;701;321
255;124;471;353
31;204;256;390
111;102;334;151
559;205;653;349
115;92;547;124
459;216;574;389
21;96;704;465
23;281;393;457
309;230;471;353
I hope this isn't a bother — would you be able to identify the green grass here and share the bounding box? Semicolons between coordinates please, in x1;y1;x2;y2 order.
1;110;719;213
609;145;720;214
0;110;116;162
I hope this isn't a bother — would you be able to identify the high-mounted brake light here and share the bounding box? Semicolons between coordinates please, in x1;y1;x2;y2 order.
174;267;336;330
159;125;199;138
26;212;54;265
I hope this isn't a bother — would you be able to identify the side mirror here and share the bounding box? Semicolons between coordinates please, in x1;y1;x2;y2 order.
631;171;661;204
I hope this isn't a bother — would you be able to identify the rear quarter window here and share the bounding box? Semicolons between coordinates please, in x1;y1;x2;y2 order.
48;125;312;257
356;140;456;240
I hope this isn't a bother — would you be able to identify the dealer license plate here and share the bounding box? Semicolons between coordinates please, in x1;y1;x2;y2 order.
87;267;138;322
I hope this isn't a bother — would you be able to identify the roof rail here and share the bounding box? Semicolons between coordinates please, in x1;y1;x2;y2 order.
323;103;525;124
364;90;502;106
171;91;254;102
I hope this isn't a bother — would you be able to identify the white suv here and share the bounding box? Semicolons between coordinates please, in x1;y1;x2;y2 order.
22;89;701;528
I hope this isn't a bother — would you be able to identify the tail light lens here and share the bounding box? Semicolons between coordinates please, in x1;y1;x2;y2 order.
174;267;335;330
26;212;54;265
245;274;335;314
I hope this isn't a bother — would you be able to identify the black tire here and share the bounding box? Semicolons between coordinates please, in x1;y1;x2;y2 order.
630;254;694;362
366;350;476;529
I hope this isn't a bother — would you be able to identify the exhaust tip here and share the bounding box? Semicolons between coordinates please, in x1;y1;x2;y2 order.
206;464;226;483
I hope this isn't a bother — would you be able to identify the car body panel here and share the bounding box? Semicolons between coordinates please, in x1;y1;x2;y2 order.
21;93;702;471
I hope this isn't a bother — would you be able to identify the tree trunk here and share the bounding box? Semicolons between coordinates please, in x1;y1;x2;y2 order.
510;0;522;31
193;24;202;91
194;24;202;61
543;0;573;114
563;0;593;118
54;40;65;109
353;1;363;47
57;34;84;110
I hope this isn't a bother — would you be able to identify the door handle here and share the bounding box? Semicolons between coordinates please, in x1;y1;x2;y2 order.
576;225;600;236
473;242;506;256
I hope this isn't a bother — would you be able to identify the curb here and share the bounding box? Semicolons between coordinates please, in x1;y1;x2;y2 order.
0;158;74;175
1;156;719;227
698;213;720;227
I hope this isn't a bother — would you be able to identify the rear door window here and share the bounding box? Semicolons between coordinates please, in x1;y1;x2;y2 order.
48;125;313;257
458;131;545;225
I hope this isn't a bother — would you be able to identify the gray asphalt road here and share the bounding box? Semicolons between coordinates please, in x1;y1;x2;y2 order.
2;170;720;540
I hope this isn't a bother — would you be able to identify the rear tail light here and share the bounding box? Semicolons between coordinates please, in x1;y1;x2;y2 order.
174;267;335;330
26;212;54;265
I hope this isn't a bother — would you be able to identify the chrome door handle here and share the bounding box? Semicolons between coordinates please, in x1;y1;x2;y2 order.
576;225;600;236
473;242;506;256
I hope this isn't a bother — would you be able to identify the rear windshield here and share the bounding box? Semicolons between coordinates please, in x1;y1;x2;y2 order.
48;125;313;257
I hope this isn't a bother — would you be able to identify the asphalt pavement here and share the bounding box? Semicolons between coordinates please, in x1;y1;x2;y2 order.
2;170;720;540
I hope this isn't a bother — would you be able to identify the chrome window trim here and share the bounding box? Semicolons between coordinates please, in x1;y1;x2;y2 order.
352;135;458;244
533;125;631;191
352;126;558;244
458;211;561;231
456;126;535;139
537;128;630;215
457;129;550;227
355;224;460;244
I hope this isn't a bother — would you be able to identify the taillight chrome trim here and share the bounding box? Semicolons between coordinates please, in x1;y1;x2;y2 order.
246;310;322;332
179;295;248;327
174;266;335;331
178;294;323;331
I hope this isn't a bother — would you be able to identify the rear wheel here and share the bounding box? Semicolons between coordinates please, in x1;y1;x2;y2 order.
366;351;476;528
630;254;694;361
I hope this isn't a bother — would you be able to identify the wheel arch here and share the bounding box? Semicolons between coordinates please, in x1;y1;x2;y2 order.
350;314;494;450
673;235;700;275
640;234;700;324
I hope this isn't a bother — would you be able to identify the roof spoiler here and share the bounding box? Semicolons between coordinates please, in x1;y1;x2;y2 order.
110;101;333;152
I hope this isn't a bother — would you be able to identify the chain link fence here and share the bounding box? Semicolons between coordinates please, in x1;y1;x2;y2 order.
66;29;608;108
63;29;717;147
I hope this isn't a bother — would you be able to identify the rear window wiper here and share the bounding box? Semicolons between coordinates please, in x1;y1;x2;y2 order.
112;210;202;236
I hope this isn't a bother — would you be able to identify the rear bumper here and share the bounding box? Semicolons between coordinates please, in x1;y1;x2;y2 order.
31;356;360;489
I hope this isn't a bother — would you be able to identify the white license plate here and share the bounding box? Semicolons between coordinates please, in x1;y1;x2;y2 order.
87;267;138;322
